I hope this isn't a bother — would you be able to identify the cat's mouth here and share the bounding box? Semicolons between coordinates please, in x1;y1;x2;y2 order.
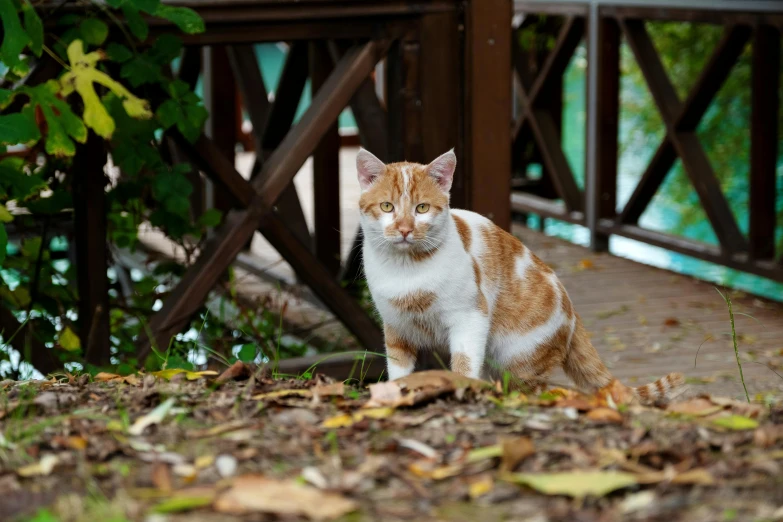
392;238;414;248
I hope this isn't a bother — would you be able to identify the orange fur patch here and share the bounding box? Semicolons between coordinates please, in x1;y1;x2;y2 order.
509;324;571;384
452;214;471;251
358;161;449;260
390;291;437;314
384;325;417;368
480;225;557;335
472;259;488;315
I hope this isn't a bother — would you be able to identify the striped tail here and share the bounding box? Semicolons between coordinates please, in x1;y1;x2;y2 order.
632;372;685;405
563;317;686;405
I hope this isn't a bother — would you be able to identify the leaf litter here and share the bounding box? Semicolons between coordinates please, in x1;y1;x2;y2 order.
0;369;781;521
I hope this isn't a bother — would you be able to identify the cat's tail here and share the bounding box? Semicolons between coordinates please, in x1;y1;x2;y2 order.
563;317;685;405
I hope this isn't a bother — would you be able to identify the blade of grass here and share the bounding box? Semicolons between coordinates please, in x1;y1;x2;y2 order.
716;288;749;403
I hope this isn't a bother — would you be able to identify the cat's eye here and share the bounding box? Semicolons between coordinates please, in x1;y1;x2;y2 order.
416;203;430;214
380;202;394;213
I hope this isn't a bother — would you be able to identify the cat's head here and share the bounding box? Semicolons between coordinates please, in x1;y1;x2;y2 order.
356;149;456;254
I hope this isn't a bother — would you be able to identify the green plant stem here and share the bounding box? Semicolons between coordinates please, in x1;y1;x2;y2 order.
717;288;750;403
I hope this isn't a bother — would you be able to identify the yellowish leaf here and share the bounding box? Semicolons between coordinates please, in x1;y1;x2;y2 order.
711;414;759;431
59;326;81;352
503;470;637;499
60;40;152;139
128;397;176;436
151;368;218;381
0;204;12;223
469;475;494;499
252;389;312;400
320;407;395;429
17;454;59;477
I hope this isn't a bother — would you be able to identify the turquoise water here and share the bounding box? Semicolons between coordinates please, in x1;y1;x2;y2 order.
545;49;783;302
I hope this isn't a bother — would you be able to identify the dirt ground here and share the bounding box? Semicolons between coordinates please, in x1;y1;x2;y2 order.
1;366;782;522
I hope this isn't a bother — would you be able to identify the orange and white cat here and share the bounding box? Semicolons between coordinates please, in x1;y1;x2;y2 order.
357;148;684;404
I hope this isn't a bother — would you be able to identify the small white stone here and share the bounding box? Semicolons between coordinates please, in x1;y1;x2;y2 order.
215;454;238;478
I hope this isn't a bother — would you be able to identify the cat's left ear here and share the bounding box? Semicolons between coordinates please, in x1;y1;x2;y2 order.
427;149;456;192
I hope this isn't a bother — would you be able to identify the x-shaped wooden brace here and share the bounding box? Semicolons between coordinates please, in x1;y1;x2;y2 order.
618;20;750;254
139;41;389;356
512;16;585;212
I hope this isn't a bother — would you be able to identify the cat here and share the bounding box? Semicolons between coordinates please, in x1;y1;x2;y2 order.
356;147;684;405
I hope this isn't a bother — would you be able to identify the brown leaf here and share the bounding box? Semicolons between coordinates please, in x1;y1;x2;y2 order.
666;398;724;417
500;436;535;472
586;408;624;424
213;475;357;520
312;381;344;399
152;462;173;493
754;425;783;448
663;318;680;327
366;381;408;408
214;361;251;385
635;468;714;486
94;372;139;385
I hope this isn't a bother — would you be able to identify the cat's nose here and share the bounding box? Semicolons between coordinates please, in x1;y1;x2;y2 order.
399;227;413;238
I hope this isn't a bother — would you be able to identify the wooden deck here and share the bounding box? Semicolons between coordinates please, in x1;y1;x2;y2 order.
140;146;783;401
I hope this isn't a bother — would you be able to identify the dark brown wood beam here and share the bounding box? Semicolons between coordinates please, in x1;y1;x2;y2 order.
72;133;111;366
621;19;747;254
749;25;779;260
141;40;388;354
310;41;342;277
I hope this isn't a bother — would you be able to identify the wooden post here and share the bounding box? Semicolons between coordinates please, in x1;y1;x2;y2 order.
203;46;238;214
590;15;620;251
72;133;110;366
310;41;342;277
749;25;779;260
464;0;512;230
419;12;462;202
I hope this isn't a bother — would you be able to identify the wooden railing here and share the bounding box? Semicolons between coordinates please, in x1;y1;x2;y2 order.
511;0;783;283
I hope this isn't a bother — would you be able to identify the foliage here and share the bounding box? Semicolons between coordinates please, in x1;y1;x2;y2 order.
622;21;783;251
0;0;280;379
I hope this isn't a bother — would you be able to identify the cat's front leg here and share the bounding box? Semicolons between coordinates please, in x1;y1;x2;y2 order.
383;324;417;380
448;312;490;379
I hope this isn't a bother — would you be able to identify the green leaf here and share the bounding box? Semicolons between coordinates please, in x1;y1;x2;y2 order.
22;2;43;57
61;40;152;139
106;42;133;63
132;0;161;13
153;495;214;513
0;88;15;108
153;4;204;34
237;343;256;362
503;471;638;499
0;0;31;70
198;208;223;228
156;80;207;142
79;18;109;46
21;80;87;157
711;414;759;431
59;326;81;352
0;109;40;145
0;223;6;268
25;188;72;214
0;204;12;223
123;4;148;41
0;157;46;200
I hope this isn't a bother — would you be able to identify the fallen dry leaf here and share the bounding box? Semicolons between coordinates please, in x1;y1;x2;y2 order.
663;317;680;327
214;361;251;385
366;381;406;408
596;379;636;407
321;407;394;429
500;437;535;472
667;397;724;417
313;381;345;400
252;389;312;401
17;454;59;477
365;370;491;409
503;470;637;499
151;369;218;381
635;468;714;486
128;397;176;436
469;475;494;499
586;408;624;423
151;462;173;493
94;372;139;385
213;474;357;520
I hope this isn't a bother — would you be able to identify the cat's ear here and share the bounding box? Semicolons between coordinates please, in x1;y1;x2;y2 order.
427;149;457;192
356;148;386;191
